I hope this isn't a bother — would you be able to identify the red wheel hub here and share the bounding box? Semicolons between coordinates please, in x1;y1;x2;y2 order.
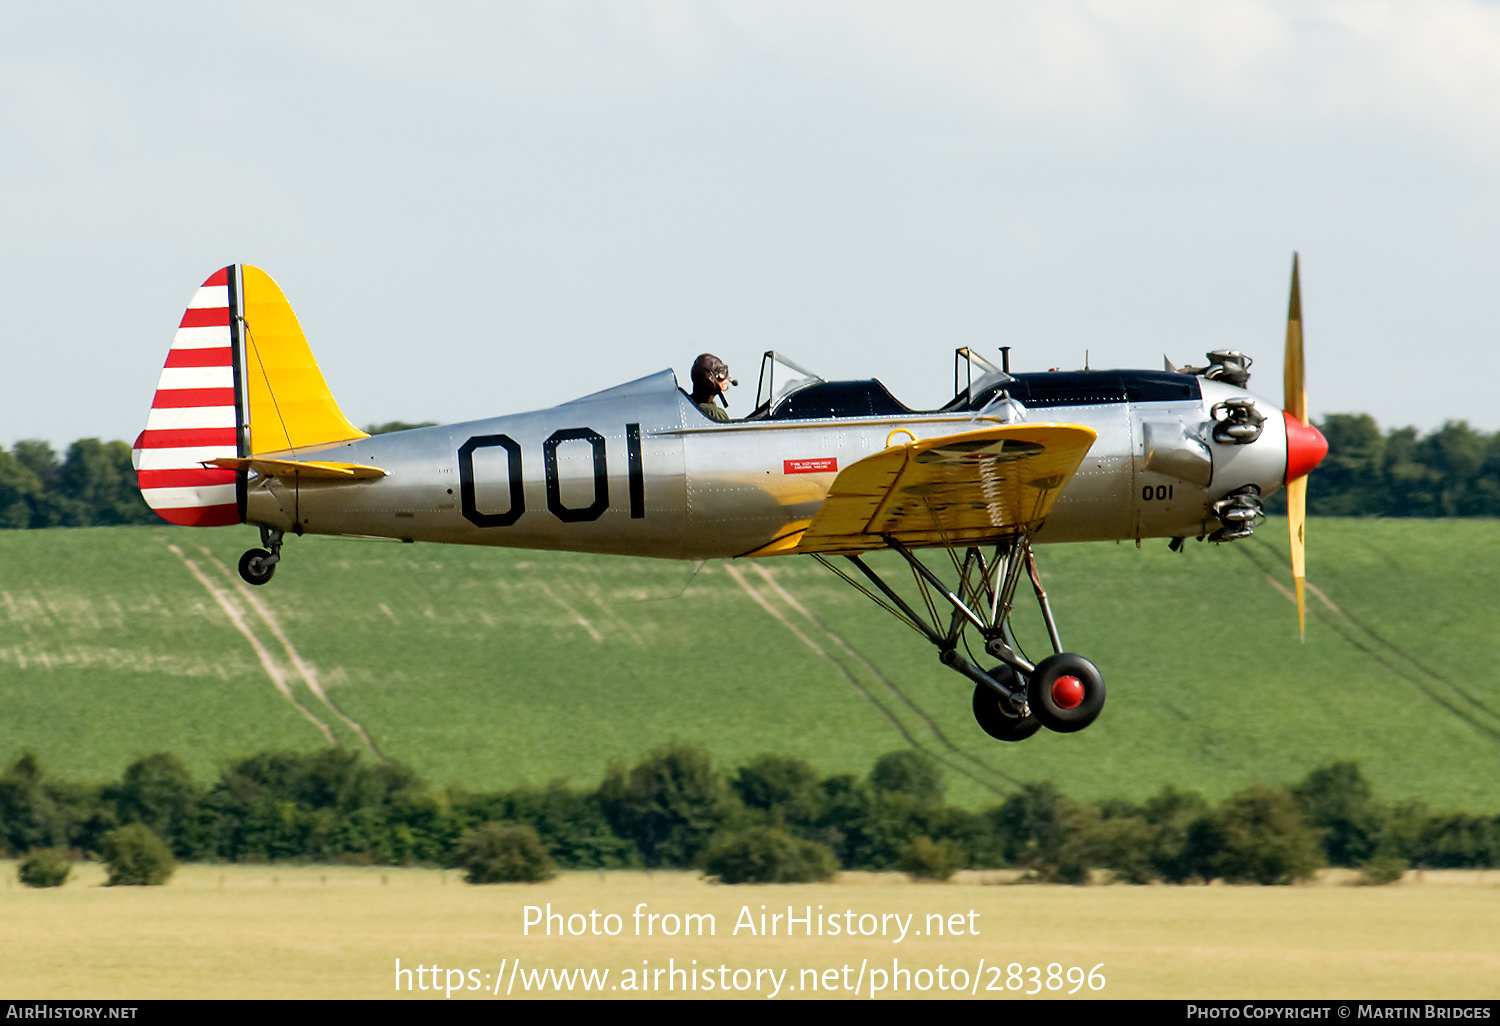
1051;675;1085;710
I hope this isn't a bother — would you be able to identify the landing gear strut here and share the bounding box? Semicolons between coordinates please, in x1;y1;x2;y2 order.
238;526;284;586
813;534;1106;741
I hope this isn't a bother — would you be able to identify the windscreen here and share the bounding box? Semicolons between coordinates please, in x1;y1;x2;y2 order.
753;351;824;414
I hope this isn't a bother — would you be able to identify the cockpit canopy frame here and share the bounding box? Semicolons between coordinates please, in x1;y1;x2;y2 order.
751;351;825;416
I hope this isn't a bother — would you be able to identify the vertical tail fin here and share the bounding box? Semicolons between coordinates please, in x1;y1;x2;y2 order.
134;265;367;526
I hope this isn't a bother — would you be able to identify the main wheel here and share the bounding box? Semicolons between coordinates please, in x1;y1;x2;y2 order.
238;548;276;586
1026;653;1105;733
971;665;1042;742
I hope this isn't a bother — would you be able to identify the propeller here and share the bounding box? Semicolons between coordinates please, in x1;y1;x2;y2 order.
1281;253;1328;640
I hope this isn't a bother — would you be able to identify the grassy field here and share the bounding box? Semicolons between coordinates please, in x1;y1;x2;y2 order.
2;862;1497;999
0;518;1497;809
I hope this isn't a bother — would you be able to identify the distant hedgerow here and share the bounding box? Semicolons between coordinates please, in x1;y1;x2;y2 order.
1;744;1495;886
598;743;738;868
100;823;176;886
458;823;556;884
899;836;965;881
1210;786;1325;885
1357;855;1409;886
704;827;837;884
18;848;71;888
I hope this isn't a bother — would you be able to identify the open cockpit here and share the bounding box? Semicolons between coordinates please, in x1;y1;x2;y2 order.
721;347;1201;424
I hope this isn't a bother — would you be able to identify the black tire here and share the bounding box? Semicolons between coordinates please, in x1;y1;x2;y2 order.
238;548;276;586
971;666;1042;742
1026;653;1105;733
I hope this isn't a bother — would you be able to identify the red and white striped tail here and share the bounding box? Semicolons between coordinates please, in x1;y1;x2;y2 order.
133;267;243;527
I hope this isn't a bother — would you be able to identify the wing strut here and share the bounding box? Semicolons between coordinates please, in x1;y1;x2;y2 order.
812;533;1067;699
810;516;1116;741
809;530;1103;741
784;419;1107;740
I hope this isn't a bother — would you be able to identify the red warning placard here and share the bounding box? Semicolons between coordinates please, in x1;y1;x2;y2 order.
784;457;838;474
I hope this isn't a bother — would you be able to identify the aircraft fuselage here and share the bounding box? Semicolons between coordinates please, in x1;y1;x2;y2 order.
244;369;1293;559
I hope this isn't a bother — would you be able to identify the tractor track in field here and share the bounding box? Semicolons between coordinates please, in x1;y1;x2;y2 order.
203;550;389;762
1239;541;1500;745
726;562;1021;797
747;564;1027;794
164;541;388;761
1282;540;1500;727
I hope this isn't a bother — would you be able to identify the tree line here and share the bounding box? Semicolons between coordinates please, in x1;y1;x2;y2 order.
1286;416;1500;518
2;416;1495;530
4;745;1496;886
0;424;434;531
0;440;155;529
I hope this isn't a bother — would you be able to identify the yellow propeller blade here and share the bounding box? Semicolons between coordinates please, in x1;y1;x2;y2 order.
1284;254;1308;640
1287;475;1307;639
1284;253;1306;422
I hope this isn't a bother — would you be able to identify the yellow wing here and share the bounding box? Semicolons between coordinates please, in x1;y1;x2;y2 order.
792;424;1097;555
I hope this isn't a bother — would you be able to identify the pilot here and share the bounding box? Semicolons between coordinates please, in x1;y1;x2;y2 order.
689;353;734;422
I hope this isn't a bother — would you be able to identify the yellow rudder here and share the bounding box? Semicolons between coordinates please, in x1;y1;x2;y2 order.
239;265;367;455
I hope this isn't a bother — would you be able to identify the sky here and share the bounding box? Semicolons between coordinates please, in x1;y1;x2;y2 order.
4;0;1500;451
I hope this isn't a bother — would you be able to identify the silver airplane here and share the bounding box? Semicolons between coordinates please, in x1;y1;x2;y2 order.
133;260;1328;743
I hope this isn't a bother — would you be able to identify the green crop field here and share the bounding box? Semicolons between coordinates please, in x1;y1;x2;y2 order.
0;518;1497;809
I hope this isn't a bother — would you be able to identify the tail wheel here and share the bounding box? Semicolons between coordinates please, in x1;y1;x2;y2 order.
971;666;1042;742
1026;653;1105;733
238;548;276;586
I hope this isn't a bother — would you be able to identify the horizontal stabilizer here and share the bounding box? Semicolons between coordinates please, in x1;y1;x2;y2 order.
205;457;387;480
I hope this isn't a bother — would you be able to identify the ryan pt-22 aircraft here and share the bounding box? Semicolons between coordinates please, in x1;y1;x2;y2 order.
134;260;1328;743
